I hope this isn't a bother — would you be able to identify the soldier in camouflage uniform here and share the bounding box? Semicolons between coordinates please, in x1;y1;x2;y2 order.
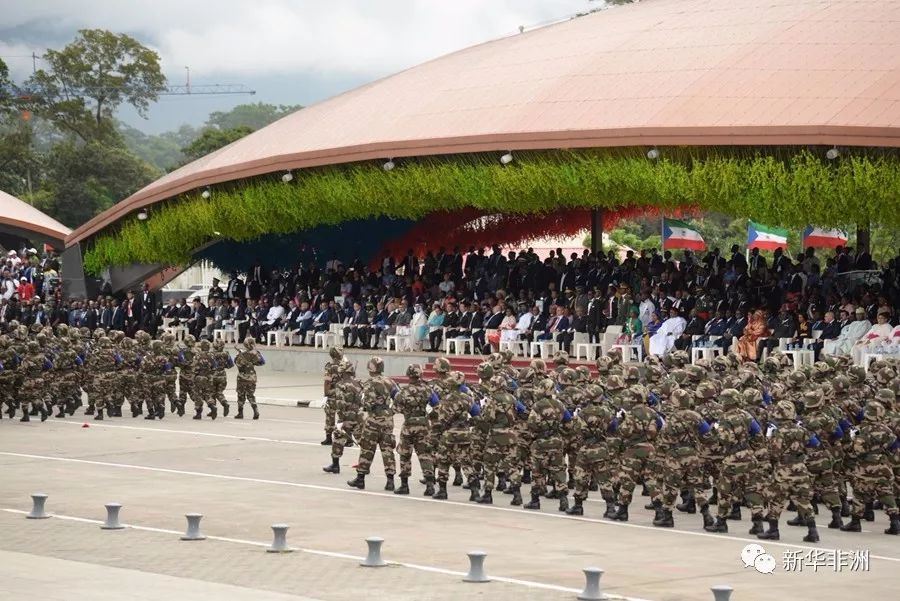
430;357;466;486
51;334;84;418
119;337;141;417
393;364;435;496
90;335;121;421
211;339;233;417
321;347;345;445
322;362;363;474
234;338;264;419
558;367;589;490
467;361;495;492
512;359;549;486
132;330;152;416
19;341;51;422
525;377;570;511
654;388;713;528
0;335;21;419
141;340;173;419
178;335;198;412
161;332;180;413
840;397;900;535
432;370;478;500
611;384;661;522
348;357;399;491
566;378;618;517
192;339;218;419
474;373;524;505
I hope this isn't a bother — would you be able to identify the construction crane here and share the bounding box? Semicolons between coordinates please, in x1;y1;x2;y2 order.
161;66;255;96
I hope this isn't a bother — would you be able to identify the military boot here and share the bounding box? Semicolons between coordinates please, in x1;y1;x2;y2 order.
676;495;697;514
700;504;714;529
749;514;765;535
193;408;202;420
558;494;569;513
347;473;365;490
157;405;165;420
603;496;616;519
645;498;662;517
827;506;843;529
29;405;39;416
588;479;598;492
653;508;675;528
786;513;805;526
131;404;141;418
611;503;629;521
394;476;410;495
320;433;333;446
803;518;820;543
510;486;523;506
727;505;742;521
863;502;875;521
144;408;156;420
423;477;435;497
840;516;862;532
705;516;728;533
757;519;780;540
94;408;104;421
496;475;507;493
521;469;532;484
566;497;584;516
840;497;851;517
432;482;448;500
176;402;185;417
452;469;463;487
221;402;230;417
708;487;718;505
55;405;66;418
209;405;217;420
252;405;259;420
523;492;541;510
384;476;395;492
20;410;29;422
640;483;650;497
234;408;244;419
787;500;797;512
322;457;340;474
39;406;49;422
477;489;493;504
885;514;900;535
84;404;95;416
169;401;176;413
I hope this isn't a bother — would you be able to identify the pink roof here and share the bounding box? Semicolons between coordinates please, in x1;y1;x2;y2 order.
68;0;900;246
0;189;71;245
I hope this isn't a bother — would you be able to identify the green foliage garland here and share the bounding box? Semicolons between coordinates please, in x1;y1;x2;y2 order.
83;149;900;273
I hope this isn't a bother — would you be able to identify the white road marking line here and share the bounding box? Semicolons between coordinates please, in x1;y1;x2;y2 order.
0;507;649;600
53;421;320;447
3;451;897;563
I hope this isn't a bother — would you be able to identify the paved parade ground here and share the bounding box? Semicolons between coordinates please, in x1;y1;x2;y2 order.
1;383;897;601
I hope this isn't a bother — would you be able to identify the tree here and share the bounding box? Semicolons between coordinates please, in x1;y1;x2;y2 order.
25;29;166;142
0;58;13;114
119;121;197;172
180;125;254;163
206;102;301;131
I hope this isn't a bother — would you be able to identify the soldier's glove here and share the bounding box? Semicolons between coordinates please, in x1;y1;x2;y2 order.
848;427;859;440
336;421;343;430
616;408;626;420
515;400;526;415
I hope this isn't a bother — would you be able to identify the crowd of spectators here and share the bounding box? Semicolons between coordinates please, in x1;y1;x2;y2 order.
0;246;62;326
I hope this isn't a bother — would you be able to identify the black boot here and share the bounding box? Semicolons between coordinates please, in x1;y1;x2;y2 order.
757;518;780;540
803;518;820;543
611;503;629;521
424;478;435;497
840;497;851;517
566;497;584;516
676;496;697;514
705;516;728;533
558;494;569;513
234;408;244;419
568;477;576;490
452;469;463;487
863;502;875;522
786;513;805;526
641;483;650;497
252;406;259;420
55;405;66;418
603;497;616;519
395;476;409;495
323;457;340;473
20;410;29;422
840;516;862;532
827;506;843;529
885;514;900;535
708;487;718;506
94;408;104;421
727;505;742;521
347;473;365;490
132;404;141;418
84;405;94;416
749;514;765;535
221;402;229;417
144;409;156;420
384;476;395;492
193;408;202;420
477;489;493;504
433;482;448;500
787;500;797;512
510;486;523;506
39;406;49;422
522;469;532;484
524;492;541;510
30;405;39;416
320;433;333;446
209;405;217;420
653;508;674;528
645;498;661;514
588;479;598;492
701;504;714;529
157;406;165;420
496;476;507;492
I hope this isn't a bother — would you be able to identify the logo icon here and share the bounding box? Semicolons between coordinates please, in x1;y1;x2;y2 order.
741;543;776;574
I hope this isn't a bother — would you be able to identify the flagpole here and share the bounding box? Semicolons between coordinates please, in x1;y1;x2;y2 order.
661;216;665;254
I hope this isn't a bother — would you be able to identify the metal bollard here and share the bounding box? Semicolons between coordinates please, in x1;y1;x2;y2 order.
711;585;734;601
462;550;490;583
578;567;607;600
26;493;50;519
180;513;206;541
360;536;387;567
266;523;293;553
100;503;124;530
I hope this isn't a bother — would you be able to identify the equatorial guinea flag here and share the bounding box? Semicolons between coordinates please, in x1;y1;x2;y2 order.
663;218;706;251
747;221;788;250
802;226;848;249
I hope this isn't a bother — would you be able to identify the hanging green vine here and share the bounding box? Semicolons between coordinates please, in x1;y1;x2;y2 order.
82;149;900;273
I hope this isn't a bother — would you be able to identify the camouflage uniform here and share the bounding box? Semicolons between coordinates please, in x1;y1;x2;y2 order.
0;335;21;418
107;331;127;416
191;340;218;419
566;383;618;517
393;364;435;495
512;359;548;486
161;333;180;412
120;338;141;417
141;340;173;420
524;377;570;511
234;338;265;419
50;337;84;418
348;357;398;490
474;374;523;505
178;335;198;411
558;367;589;489
321;347;345;445
18;341;50;421
432;370;477;500
612;384;661;521
322;363;363;473
211;339;233;417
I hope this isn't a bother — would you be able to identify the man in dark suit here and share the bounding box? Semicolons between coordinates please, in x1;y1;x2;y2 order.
138;284;156;335
186;299;208;340
430;302;459;351
586;292;608;344
716;308;747;353
811;310;842;360
403;250;419;277
538;306;570;341
99;301;112;330
343;301;370;348
369;302;391;349
558;306;586;353
474;304;503;354
111;299;125;332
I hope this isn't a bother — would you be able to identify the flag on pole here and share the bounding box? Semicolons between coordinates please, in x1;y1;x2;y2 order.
747;221;788;250
662;218;706;251
802;226;848;249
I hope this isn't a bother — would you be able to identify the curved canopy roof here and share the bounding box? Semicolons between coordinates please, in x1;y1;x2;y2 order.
68;0;900;246
0;189;71;247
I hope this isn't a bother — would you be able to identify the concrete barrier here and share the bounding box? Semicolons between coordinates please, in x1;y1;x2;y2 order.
360;536;387;567
577;567;607;600
100;503;124;530
463;551;490;583
267;524;293;553
181;513;206;541
26;493;50;519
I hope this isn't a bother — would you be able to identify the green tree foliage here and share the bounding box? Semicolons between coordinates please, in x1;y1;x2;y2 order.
119;122;197;171
25;29;166;142
180;125;255;163
206;102;301;131
0;58;13;114
0;116;42;196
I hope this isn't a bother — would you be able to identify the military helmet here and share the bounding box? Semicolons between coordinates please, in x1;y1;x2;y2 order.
150;340;163;352
787;371;807;387
26;340;40;353
243;338;255;349
122;337;135;348
876;367;897;385
367;356;385;374
623;365;640;383
870;359;890;373
29;322;42;334
450;370;466;386
518;367;535;383
686;364;705;382
668;368;688;384
553;350;569;366
695;381;717;400
719;388;741;408
433;356;451;374
184;335;196;347
645;363;665;383
56;323;69;335
595;356;614;374
476;362;494;381
92;329;104;340
199;340;211;351
488;375;507;390
659;379;678;398
622;384;647;407
537;377;556;397
761;356;781;374
558;368;579;386
713;355;730;373
671;350;690;368
406;364;423;379
773;400;796;421
605;374;626;391
530;358;547;374
500;350;514;364
741;388;761;407
162;332;175;344
489;352;503;366
848;366;866;385
802;388;824;410
576;366;592;382
213;339;225;351
0;335;8;348
329;347;343;360
865;400;885;420
812;361;833;379
671;388;693;409
832;375;851;392
341;362;357;377
874;388;895;408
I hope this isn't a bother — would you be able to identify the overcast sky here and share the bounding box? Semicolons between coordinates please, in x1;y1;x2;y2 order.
1;0;593;133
